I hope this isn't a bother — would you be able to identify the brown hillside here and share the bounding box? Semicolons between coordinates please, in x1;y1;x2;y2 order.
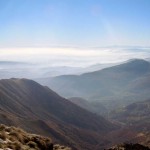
0;78;117;150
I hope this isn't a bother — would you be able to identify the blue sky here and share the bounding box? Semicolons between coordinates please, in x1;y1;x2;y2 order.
0;0;150;47
0;0;150;66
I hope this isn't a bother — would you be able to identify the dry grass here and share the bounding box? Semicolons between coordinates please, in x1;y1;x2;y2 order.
54;144;72;150
0;124;71;150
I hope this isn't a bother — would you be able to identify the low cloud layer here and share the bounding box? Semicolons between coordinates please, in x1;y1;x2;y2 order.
0;46;149;67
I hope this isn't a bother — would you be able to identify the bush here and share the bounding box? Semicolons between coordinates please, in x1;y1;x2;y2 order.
0;130;7;140
27;141;38;148
0;124;6;131
9;130;24;143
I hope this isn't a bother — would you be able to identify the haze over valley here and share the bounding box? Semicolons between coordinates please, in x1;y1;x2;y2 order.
0;0;150;150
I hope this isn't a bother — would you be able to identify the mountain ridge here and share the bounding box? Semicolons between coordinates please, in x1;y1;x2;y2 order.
36;59;150;111
0;78;116;150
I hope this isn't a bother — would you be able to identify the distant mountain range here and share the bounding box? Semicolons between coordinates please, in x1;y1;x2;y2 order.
36;59;150;111
0;78;116;150
1;59;150;149
0;61;117;79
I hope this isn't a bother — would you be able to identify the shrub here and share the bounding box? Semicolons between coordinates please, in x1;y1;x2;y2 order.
9;130;24;143
4;127;12;132
0;124;6;131
0;130;7;140
12;141;22;150
27;141;38;148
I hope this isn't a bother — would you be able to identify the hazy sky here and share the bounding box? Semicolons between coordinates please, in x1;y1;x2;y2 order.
0;0;150;66
0;0;150;47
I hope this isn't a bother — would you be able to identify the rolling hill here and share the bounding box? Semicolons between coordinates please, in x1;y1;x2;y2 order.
110;99;150;129
109;99;150;148
0;78;117;150
36;59;150;110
